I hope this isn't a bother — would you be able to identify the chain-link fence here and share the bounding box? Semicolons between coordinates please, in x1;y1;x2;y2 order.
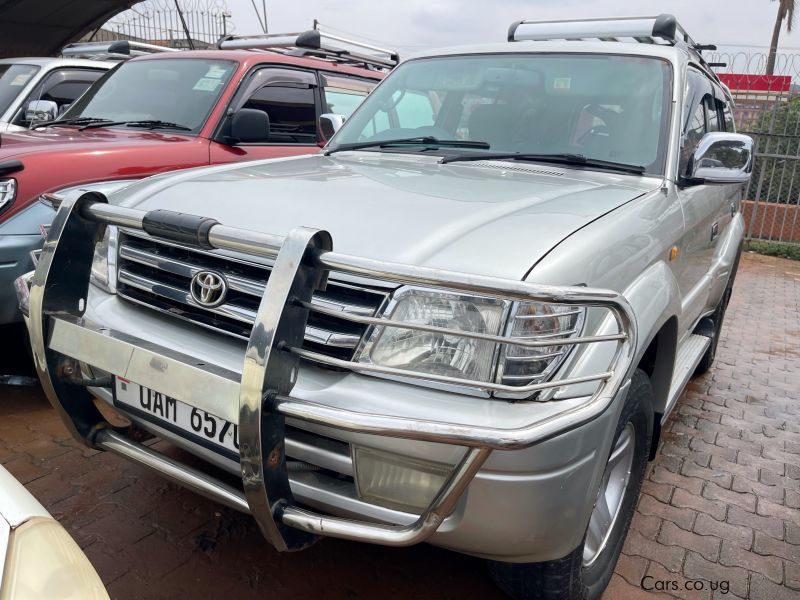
710;48;800;245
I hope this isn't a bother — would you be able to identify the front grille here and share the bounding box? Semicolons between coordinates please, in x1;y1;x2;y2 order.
116;232;389;361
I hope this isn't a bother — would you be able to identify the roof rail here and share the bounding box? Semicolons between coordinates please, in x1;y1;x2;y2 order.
61;40;180;60
508;14;701;48
217;27;399;70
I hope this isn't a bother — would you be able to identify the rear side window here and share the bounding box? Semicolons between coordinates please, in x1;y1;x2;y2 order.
321;74;377;119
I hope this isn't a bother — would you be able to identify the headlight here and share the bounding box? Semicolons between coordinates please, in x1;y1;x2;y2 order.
1;517;108;599
355;287;585;396
0;178;17;212
90;226;117;294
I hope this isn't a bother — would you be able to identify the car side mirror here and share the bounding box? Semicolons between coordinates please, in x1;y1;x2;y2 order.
228;108;270;144
690;132;754;184
25;100;59;126
319;113;345;144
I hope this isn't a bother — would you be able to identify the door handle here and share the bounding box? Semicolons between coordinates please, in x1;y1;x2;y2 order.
711;221;720;241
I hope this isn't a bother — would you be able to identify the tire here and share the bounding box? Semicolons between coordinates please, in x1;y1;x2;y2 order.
487;370;654;600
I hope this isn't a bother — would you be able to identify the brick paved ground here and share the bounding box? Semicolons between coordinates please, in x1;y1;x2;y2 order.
0;252;797;599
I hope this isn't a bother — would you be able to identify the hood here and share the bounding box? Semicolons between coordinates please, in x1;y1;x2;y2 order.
119;152;662;281
0;127;196;159
0;0;137;58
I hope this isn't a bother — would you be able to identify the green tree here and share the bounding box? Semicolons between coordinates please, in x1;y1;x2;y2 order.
749;95;800;203
767;0;797;75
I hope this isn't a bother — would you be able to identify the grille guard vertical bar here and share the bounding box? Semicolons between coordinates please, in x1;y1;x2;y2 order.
28;192;112;444
239;227;332;551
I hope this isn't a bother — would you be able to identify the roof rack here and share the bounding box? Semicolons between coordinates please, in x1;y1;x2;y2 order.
508;14;702;48
507;14;724;86
61;40;180;60
217;27;399;70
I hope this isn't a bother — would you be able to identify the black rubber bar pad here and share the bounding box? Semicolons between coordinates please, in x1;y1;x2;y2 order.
141;209;219;249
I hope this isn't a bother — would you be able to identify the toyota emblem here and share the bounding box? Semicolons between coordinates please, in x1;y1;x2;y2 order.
190;270;228;308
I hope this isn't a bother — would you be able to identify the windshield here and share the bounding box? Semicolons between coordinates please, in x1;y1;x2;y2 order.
331;53;673;174
62;58;236;133
0;64;39;116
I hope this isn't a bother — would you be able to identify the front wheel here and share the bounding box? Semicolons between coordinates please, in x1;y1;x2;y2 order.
488;370;653;600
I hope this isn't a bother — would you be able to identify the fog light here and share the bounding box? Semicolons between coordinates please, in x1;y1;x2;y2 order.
353;446;452;512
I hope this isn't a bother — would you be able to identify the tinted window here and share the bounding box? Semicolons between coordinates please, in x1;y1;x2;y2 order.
242;84;317;143
680;69;711;176
0;64;39;115
63;59;236;133
723;103;735;132
334;54;673;175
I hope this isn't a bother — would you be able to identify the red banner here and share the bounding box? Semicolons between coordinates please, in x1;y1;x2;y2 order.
717;73;792;92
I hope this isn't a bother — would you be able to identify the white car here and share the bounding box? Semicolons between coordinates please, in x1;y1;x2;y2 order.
0;465;108;599
0;58;111;132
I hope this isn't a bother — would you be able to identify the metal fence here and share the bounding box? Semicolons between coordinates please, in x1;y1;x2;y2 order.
88;0;231;49
710;48;800;245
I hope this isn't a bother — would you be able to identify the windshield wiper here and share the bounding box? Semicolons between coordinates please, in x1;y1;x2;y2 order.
325;136;490;155
31;117;114;130
79;119;192;132
440;152;646;175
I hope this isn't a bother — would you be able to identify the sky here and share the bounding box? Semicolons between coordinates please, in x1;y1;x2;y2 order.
222;0;800;53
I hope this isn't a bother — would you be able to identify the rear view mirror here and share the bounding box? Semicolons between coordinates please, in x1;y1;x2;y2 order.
691;132;753;184
228;108;270;144
25;100;58;126
319;113;345;143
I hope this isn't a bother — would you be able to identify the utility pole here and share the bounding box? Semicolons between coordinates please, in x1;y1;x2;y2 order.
262;0;268;33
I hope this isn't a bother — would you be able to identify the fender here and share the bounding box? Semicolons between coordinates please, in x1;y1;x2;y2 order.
555;259;681;403
705;212;744;314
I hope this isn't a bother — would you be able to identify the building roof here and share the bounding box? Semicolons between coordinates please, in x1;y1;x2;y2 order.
0;0;137;58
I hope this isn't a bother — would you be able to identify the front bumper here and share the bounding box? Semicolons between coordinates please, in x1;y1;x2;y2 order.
25;193;637;560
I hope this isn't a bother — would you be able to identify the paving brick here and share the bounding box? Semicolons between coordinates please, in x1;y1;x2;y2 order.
728;505;785;540
657;520;721;561
681;459;734;489
731;474;787;504
683;551;750;598
645;559;711;600
628;512;662;540
622;529;685;572
720;540;784;584
671;487;727;521
753;531;800;563
615;553;649;586
649;465;704;495
750;574;799;599
702;481;757;513
694;513;753;549
602;574;671;600
757;498;800;526
637;493;697;531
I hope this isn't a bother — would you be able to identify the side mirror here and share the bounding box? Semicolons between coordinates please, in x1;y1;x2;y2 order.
228;108;270;144
25;100;58;126
691;132;754;184
319;113;345;143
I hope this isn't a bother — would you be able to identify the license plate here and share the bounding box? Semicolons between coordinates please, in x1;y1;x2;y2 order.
114;378;239;459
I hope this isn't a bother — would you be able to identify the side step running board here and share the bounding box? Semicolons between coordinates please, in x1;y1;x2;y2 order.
661;333;711;424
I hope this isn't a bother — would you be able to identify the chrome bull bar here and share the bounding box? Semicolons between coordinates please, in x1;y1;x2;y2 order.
28;192;638;551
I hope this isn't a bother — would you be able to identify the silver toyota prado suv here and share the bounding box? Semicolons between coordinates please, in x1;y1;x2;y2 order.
18;15;752;600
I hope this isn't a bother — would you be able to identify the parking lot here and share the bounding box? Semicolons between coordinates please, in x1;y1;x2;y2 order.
1;251;798;600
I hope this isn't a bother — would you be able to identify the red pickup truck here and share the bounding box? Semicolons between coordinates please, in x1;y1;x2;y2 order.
0;35;388;325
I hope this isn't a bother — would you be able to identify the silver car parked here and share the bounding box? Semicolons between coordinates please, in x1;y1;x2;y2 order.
18;14;752;600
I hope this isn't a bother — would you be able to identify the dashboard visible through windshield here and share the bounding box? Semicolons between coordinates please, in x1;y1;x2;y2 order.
331;53;673;175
